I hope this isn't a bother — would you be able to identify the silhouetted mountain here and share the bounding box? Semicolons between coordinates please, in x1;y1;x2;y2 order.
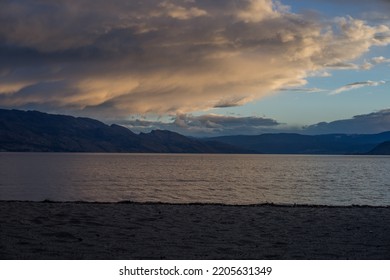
207;132;390;154
138;130;209;153
0;109;247;153
368;141;390;155
2;109;390;154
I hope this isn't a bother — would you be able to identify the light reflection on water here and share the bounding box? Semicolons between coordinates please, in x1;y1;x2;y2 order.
0;153;389;206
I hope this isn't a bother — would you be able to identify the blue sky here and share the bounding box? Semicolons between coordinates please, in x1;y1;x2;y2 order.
210;59;390;126
1;0;390;136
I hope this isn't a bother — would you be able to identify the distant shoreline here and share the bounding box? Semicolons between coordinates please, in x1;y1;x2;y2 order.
2;199;390;208
1;201;390;259
2;151;390;155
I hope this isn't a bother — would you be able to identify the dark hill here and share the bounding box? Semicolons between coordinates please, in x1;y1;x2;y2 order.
207;132;390;154
139;130;213;153
0;109;247;153
0;109;142;152
368;141;390;155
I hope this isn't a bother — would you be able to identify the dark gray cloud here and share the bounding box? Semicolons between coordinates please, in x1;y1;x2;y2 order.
117;113;281;136
304;109;390;134
0;0;390;118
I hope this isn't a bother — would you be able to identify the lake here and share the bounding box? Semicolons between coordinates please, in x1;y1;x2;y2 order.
0;153;389;206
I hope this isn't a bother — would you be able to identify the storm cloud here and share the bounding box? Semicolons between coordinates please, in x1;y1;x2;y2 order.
1;0;390;118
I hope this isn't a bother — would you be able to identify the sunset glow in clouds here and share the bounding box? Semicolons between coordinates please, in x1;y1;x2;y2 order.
1;0;390;135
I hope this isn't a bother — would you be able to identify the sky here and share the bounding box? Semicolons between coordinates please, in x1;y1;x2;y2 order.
1;0;390;136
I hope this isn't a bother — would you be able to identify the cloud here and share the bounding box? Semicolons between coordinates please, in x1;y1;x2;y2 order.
117;113;281;136
325;55;390;70
1;1;390;118
324;62;360;70
370;56;390;64
330;80;387;95
117;109;390;136
304;109;390;134
278;87;326;93
236;0;289;22
157;1;208;20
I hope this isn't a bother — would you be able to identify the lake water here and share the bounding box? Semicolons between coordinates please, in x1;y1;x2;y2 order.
0;153;389;206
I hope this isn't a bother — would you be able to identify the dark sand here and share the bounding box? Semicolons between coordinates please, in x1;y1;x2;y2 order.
1;201;390;259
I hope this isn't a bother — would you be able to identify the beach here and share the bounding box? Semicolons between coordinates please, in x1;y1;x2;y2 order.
1;201;389;259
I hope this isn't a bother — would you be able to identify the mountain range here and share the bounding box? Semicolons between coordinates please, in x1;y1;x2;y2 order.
1;108;390;154
206;133;390;155
0;109;246;153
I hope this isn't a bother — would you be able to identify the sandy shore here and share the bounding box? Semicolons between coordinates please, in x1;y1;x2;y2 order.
1;201;390;259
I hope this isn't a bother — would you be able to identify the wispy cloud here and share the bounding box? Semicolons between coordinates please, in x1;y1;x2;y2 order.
279;87;326;93
325;56;390;70
330;80;387;95
324;62;360;70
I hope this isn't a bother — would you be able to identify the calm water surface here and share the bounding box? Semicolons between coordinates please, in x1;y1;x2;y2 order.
0;153;389;206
